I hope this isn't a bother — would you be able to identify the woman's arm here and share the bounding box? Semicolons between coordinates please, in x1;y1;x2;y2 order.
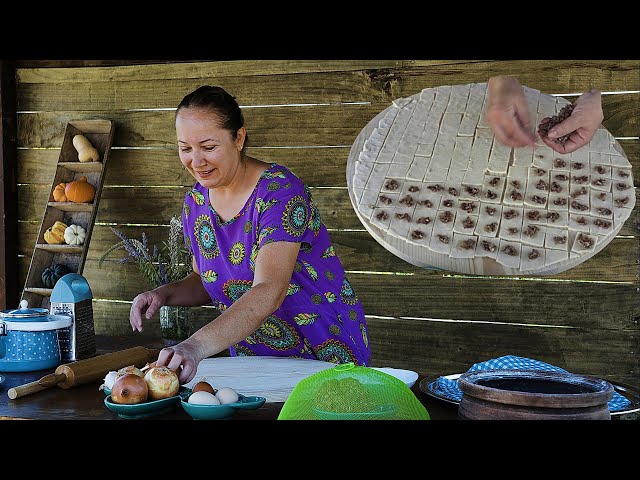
157;240;301;383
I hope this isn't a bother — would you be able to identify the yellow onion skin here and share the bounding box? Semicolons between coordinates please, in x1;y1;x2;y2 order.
116;365;145;379
111;374;149;404
145;366;180;400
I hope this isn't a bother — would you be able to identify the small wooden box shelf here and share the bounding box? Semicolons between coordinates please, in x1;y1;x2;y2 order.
21;119;115;308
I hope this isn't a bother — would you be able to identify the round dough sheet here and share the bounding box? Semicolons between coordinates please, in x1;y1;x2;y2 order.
347;83;635;275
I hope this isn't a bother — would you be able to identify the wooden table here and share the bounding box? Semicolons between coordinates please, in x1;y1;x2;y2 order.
0;335;459;421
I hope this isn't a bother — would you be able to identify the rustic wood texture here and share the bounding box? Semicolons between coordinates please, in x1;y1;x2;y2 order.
1;60;18;309
12;60;640;389
20;120;114;310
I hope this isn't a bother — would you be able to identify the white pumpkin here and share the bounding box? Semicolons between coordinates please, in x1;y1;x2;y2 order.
64;224;86;246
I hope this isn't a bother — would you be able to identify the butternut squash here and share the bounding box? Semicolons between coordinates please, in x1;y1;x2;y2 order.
73;134;100;162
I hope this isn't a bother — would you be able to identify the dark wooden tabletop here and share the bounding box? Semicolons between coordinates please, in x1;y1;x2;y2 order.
0;335;460;421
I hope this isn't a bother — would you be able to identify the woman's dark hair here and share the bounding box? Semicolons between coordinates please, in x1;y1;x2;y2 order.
176;85;248;152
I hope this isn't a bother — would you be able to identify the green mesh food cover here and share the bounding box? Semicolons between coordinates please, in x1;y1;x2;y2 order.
278;362;430;420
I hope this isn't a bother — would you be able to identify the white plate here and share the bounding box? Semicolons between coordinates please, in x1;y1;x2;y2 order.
372;367;419;388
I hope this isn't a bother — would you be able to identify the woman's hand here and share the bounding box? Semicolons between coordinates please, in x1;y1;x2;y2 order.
129;289;168;332
540;89;603;154
486;76;537;149
156;340;205;384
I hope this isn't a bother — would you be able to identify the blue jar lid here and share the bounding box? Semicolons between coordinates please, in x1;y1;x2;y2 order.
0;300;50;322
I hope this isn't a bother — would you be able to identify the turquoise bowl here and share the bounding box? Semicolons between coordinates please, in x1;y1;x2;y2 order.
104;387;189;419
180;389;266;420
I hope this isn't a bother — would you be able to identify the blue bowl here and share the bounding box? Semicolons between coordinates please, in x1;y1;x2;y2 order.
180;389;266;420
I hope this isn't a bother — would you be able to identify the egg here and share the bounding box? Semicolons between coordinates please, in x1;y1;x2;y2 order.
188;390;221;405
215;387;239;404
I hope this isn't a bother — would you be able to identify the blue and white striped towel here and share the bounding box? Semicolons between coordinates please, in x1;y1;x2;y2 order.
427;355;631;413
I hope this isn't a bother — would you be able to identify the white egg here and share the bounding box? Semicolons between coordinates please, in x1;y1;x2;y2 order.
215;387;239;404
188;390;221;405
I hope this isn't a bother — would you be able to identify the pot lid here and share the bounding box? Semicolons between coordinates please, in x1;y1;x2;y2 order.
1;300;52;321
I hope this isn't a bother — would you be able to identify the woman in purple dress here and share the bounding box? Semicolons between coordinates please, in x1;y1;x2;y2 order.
129;86;372;384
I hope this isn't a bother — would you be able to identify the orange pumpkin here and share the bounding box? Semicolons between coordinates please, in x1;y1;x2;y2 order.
53;183;67;202
65;176;95;203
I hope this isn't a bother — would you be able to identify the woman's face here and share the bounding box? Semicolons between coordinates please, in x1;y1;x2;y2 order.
176;107;245;189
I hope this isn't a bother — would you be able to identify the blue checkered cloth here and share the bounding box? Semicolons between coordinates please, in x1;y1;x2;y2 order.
427;355;631;413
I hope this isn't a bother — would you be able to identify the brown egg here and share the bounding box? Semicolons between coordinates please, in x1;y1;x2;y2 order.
192;380;216;395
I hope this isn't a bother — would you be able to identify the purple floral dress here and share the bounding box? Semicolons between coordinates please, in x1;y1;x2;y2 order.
182;163;371;366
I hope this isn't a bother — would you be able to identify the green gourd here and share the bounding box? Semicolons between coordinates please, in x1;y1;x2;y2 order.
41;263;72;289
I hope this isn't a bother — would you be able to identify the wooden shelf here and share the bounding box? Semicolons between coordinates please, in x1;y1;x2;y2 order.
47;202;94;212
21;119;115;309
35;244;84;254
24;288;53;297
58;161;103;173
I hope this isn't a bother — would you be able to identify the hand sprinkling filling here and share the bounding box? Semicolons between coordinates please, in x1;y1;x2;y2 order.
538;104;575;145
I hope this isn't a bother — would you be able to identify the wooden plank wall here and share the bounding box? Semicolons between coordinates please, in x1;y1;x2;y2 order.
14;60;640;387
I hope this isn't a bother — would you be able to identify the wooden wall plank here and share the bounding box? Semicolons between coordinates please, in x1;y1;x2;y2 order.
17;140;640;189
15;94;640;150
16;60;640;112
17;253;637;330
85;301;640;387
365;317;639;388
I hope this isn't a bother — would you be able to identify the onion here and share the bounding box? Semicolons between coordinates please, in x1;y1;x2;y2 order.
145;366;180;400
100;371;118;391
111;374;149;404
116;365;145;379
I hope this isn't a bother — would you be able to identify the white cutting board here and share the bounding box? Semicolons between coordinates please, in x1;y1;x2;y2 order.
184;356;337;403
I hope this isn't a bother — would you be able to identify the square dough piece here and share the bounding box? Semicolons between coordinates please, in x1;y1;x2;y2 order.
548;194;569;211
545;248;569;267
520;246;546;271
590;191;613;219
571;232;598;254
544;227;570;251
370;207;393;231
434;209;457;230
479;203;503;221
524;208;547;225
457;199;480;216
475;236;500;259
388;207;416;239
611;167;632;182
590;217;615;236
450;233;478;258
412;208;438;230
375;192;400;208
496;239;522;269
407;223;434;247
544;210;569;228
520;222;546;247
381;178;404;193
453;214;479;235
569;214;592;233
475;215;501;238
429;229;454;254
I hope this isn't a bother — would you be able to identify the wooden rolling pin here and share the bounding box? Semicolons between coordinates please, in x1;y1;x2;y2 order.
7;346;159;400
